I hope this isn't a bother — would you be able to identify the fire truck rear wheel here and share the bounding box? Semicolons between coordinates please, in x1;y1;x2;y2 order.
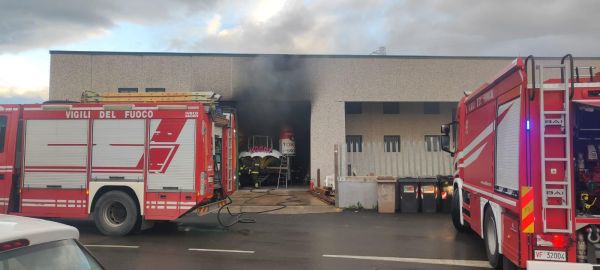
451;190;468;232
93;191;140;236
484;207;503;269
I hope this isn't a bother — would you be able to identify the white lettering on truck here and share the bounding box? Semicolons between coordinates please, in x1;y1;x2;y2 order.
124;110;154;119
99;111;116;119
65;111;91;119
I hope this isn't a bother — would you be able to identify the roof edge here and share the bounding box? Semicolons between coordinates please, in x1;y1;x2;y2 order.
48;50;600;60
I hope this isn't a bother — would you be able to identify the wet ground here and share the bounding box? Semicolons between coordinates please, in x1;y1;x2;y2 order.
61;205;491;270
226;188;342;214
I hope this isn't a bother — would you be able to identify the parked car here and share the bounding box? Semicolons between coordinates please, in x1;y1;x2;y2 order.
0;214;104;270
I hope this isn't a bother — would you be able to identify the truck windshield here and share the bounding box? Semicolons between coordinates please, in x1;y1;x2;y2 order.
0;239;104;270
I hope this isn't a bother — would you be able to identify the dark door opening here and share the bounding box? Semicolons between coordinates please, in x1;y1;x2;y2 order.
232;101;310;188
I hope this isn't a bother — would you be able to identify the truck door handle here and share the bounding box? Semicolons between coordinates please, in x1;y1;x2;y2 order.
159;195;166;199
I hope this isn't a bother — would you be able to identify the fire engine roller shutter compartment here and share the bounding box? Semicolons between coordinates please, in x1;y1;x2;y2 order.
147;118;196;191
24;120;88;188
495;98;521;195
92;119;145;181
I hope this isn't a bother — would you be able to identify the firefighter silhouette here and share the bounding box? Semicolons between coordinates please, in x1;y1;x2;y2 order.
581;191;597;214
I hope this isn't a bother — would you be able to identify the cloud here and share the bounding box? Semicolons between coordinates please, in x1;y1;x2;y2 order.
3;0;600;56
166;0;600;56
0;85;47;99
384;0;600;56
2;0;600;101
0;0;218;53
174;0;388;54
0;52;49;99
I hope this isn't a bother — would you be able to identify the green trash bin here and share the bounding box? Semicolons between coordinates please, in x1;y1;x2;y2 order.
420;178;438;213
398;178;419;213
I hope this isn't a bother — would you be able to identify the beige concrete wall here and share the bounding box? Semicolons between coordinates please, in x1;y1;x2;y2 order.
49;54;92;101
345;102;455;143
310;99;345;183
50;53;600;102
90;55;145;93
345;102;455;178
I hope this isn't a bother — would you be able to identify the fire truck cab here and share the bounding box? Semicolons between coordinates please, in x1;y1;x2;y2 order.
0;92;237;236
441;55;600;269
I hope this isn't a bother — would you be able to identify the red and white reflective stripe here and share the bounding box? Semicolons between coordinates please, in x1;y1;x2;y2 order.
25;169;87;173
0;165;13;173
0;107;19;112
21;198;87;208
145;201;197;210
0;198;8;206
24;166;86;173
180;201;196;210
463;183;517;207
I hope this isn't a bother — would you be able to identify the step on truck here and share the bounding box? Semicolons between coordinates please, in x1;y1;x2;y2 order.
440;55;600;269
0;91;237;236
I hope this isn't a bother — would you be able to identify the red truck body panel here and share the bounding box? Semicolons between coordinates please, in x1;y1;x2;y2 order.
0;102;236;222
453;58;600;268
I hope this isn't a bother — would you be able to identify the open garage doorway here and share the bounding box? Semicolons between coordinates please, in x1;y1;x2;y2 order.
229;55;312;189
234;101;311;188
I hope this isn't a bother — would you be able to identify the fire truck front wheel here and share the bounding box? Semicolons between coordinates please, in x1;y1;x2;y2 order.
484;207;502;269
93;191;140;236
451;190;468;232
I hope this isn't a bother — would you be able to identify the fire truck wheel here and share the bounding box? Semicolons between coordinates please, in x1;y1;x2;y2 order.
451;191;468;232
484;208;503;269
93;191;140;236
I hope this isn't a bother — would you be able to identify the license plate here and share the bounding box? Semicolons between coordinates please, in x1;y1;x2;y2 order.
534;250;566;261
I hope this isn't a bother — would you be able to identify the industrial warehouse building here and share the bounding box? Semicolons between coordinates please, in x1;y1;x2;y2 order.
48;51;600;187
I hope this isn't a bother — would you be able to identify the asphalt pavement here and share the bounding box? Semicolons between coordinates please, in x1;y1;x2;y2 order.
60;210;491;270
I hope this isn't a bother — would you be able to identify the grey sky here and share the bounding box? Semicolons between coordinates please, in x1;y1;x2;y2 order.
0;0;598;100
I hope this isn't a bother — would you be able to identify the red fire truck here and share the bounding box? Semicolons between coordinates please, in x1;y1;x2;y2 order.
441;55;600;269
0;92;237;236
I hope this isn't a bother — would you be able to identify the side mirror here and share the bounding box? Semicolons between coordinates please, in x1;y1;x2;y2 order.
441;124;450;136
440;135;454;157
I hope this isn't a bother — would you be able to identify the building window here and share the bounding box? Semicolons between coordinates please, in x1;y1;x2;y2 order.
0;116;6;153
382;102;399;114
346;135;362;152
118;88;138;93
384;135;400;152
345;102;362;114
425;135;441;152
146;88;165;93
424;102;440;114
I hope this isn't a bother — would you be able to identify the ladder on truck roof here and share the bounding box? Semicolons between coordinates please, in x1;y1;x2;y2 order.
81;90;231;126
81;91;222;105
538;59;574;234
